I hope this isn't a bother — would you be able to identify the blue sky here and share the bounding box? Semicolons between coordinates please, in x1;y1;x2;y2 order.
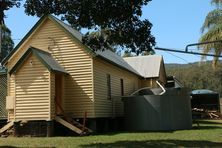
4;0;215;64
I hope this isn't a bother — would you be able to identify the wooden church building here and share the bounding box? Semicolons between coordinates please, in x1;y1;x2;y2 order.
0;15;166;136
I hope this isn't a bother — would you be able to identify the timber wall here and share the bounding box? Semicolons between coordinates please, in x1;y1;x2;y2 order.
93;58;139;117
6;18;94;119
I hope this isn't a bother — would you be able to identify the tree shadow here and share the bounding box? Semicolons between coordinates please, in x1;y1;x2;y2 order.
193;120;222;125
0;147;17;148
192;120;222;130
91;130;175;136
192;125;222;130
0;147;55;148
80;140;222;148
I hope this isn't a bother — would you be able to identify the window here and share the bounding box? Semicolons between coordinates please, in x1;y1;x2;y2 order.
120;79;124;96
107;74;111;99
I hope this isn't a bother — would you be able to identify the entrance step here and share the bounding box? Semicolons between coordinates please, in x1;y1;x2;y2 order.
0;121;14;134
55;116;92;135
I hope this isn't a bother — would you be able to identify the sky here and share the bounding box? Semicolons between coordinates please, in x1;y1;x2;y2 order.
4;0;215;64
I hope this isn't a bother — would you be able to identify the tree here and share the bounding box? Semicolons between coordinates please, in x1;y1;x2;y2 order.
1;24;14;59
0;0;20;62
199;0;222;68
166;61;222;95
24;0;155;55
0;0;20;24
122;49;135;57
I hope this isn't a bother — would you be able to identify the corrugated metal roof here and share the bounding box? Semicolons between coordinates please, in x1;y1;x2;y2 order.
10;47;68;74
124;55;163;78
32;48;68;74
96;50;140;75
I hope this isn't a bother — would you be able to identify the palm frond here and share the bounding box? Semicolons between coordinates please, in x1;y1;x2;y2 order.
201;9;222;33
200;1;222;68
211;0;222;7
199;25;222;67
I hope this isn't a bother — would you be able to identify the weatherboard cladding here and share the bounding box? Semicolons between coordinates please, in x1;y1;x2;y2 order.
93;58;139;117
6;17;94;119
51;15;83;41
14;54;51;121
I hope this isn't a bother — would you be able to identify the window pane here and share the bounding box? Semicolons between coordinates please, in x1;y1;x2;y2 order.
121;79;124;96
107;74;111;99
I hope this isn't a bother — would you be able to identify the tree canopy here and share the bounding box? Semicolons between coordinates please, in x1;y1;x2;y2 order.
1;25;14;60
199;0;222;68
0;0;21;24
166;61;222;95
0;0;20;62
24;0;155;54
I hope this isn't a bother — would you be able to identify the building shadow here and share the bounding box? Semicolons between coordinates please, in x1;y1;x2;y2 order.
80;140;222;147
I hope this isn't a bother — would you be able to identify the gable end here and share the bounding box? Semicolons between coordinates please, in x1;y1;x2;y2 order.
9;47;67;75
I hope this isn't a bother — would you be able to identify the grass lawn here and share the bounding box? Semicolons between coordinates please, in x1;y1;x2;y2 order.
0;120;221;148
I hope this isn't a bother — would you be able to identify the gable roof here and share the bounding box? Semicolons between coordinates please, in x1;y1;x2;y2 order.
9;47;68;75
2;15;141;76
124;55;163;78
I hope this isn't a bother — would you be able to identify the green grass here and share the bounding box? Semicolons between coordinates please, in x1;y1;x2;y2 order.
0;120;222;148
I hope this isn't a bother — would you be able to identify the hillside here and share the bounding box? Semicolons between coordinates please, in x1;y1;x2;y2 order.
165;61;222;95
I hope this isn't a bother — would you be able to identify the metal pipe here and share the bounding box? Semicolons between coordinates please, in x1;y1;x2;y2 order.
185;40;222;52
155;47;222;58
156;80;166;95
130;87;151;96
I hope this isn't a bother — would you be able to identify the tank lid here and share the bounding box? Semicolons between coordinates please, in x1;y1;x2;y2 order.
191;89;218;95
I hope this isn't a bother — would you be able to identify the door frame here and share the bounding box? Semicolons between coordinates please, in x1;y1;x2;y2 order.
55;74;64;115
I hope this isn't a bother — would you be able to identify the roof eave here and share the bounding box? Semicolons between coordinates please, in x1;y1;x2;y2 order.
9;48;33;75
97;54;142;78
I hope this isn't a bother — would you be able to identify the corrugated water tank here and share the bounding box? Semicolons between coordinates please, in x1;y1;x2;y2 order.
122;88;192;131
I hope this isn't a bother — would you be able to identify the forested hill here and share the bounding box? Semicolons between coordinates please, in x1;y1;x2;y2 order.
165;61;222;95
